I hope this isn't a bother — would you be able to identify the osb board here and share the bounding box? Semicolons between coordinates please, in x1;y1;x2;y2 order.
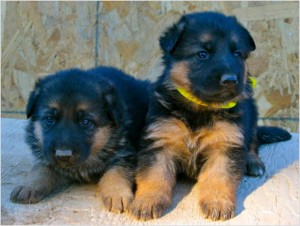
1;1;97;118
1;1;299;132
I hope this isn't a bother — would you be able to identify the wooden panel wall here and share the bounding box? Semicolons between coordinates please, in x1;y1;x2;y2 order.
1;1;299;132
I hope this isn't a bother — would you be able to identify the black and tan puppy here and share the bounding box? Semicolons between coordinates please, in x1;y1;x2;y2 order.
10;66;150;213
129;12;291;221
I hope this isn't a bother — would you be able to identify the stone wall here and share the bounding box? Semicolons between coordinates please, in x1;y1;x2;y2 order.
1;1;299;131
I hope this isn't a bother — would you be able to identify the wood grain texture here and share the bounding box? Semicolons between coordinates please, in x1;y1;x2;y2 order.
1;1;298;131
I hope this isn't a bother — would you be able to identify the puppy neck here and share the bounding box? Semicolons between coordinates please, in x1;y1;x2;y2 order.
176;76;256;109
176;87;237;109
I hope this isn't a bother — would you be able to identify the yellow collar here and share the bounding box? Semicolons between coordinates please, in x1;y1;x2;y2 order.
176;76;256;109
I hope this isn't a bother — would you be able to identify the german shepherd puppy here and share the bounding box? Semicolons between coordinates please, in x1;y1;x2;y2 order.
129;12;291;221
10;66;150;213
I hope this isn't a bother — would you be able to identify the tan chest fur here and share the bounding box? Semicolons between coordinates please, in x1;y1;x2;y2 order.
145;118;244;177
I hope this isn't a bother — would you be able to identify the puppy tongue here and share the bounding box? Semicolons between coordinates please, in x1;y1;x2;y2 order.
55;149;73;157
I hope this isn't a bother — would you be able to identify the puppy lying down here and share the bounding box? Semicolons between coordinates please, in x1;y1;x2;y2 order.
10;66;150;214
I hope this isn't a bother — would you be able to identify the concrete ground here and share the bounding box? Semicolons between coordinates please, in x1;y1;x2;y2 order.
1;118;299;225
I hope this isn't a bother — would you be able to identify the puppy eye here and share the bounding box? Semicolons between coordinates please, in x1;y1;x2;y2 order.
234;51;242;58
46;116;55;125
80;118;91;127
197;51;208;60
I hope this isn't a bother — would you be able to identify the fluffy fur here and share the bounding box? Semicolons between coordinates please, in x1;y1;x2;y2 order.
10;66;150;214
129;12;291;221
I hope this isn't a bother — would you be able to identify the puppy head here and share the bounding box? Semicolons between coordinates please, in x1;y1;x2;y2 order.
26;69;124;168
160;12;255;104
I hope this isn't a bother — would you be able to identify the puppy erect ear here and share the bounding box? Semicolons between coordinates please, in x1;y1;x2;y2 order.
159;16;186;53
26;80;42;119
103;83;124;127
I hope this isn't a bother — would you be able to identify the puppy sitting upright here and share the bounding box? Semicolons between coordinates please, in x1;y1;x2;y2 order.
129;12;291;221
10;66;150;213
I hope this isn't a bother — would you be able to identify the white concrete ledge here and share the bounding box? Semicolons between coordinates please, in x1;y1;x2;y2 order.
1;118;299;225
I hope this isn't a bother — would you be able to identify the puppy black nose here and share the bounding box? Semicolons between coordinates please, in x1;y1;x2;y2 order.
55;149;73;162
220;74;238;86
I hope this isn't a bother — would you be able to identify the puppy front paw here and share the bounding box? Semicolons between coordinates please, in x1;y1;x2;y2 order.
98;168;135;213
129;194;171;221
99;191;134;213
10;186;45;204
198;195;236;221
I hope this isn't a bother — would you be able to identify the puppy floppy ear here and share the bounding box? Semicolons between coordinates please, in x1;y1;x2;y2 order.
103;83;124;127
26;80;42;119
159;16;186;53
246;31;256;51
229;15;256;52
237;20;256;52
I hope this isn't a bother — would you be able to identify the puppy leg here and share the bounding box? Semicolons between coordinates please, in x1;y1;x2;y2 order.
98;167;134;213
246;137;265;177
10;163;70;204
246;149;265;177
197;150;244;221
195;121;245;221
129;152;176;221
